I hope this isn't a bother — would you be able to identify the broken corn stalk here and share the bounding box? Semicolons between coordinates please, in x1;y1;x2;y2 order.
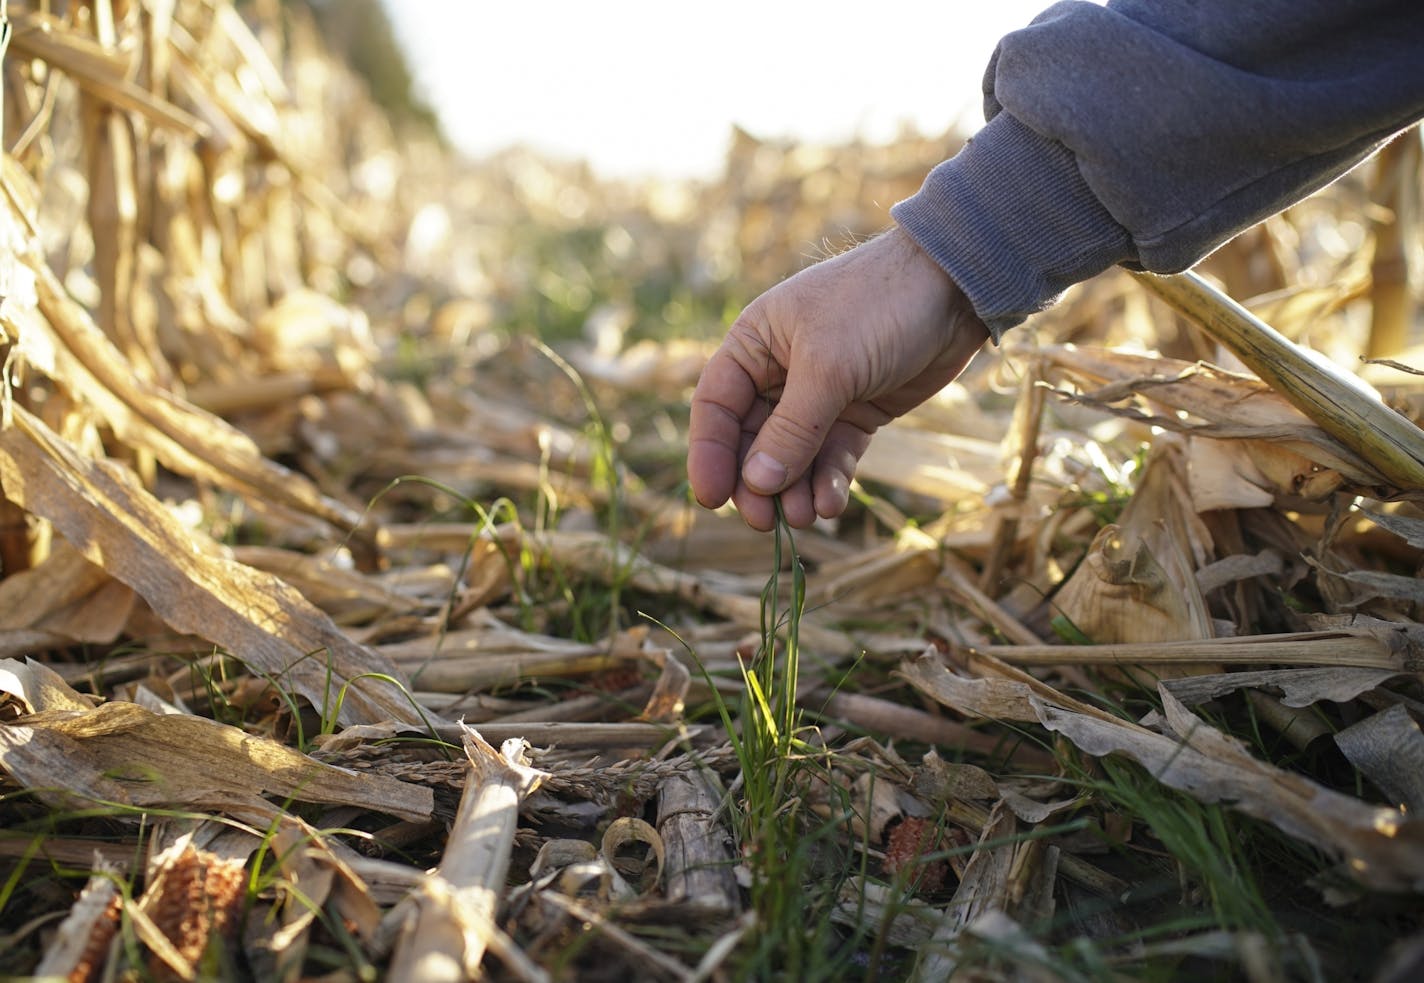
1132;270;1424;491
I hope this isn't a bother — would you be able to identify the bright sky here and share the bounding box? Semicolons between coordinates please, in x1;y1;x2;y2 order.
382;0;1056;180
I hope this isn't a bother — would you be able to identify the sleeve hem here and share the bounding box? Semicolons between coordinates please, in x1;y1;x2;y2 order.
891;113;1135;340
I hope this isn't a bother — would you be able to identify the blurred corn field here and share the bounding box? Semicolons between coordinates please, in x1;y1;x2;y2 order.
2;2;1424;981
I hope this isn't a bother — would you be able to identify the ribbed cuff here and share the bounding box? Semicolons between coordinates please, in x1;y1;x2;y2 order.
891;113;1135;341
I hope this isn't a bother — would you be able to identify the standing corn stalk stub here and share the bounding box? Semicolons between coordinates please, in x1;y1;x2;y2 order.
0;1;9;146
1367;134;1421;360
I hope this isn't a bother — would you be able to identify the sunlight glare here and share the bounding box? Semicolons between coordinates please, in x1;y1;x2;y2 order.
382;0;1061;180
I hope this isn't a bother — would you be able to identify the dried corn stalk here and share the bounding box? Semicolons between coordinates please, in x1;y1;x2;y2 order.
388;725;546;981
1132;270;1424;493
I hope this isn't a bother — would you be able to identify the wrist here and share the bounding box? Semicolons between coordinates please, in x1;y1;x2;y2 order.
891;113;1133;340
883;223;988;341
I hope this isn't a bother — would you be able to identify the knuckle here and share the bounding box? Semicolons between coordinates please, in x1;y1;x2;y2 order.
767;413;827;452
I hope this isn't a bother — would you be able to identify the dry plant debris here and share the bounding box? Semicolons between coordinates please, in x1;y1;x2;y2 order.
1;2;1423;980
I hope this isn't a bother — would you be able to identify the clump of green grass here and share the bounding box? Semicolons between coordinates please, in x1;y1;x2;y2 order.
1092;755;1279;935
683;509;893;979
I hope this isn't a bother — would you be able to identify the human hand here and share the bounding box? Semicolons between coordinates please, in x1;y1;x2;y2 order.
687;225;989;531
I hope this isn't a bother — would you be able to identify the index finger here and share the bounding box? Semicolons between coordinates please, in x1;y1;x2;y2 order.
687;340;773;509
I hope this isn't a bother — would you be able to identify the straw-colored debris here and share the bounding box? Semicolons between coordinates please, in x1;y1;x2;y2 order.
1;1;1423;979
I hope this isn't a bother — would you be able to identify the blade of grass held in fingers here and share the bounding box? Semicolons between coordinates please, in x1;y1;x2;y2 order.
1132;270;1424;491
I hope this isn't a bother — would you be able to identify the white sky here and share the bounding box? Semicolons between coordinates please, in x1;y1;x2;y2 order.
382;1;1056;180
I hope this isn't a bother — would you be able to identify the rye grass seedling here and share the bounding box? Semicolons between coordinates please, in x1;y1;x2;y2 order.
681;506;880;979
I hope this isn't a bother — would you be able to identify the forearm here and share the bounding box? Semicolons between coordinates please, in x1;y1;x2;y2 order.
892;0;1424;339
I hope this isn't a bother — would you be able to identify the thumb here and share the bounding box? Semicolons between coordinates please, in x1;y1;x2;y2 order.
741;368;847;495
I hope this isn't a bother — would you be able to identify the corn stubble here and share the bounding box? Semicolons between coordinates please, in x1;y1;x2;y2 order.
1;0;1423;979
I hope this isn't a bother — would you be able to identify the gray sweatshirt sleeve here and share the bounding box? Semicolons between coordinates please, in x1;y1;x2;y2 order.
890;0;1424;340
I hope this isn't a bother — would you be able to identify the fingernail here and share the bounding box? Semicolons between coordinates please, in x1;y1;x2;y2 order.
821;475;850;516
743;452;787;493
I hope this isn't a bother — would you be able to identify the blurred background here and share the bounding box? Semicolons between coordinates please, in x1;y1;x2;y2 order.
264;0;1074;369
378;0;1055;181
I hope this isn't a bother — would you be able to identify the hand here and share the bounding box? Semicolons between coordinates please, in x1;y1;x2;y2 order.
687;225;990;531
